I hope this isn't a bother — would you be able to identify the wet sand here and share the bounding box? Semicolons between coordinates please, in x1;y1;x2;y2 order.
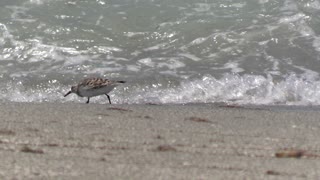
0;102;320;179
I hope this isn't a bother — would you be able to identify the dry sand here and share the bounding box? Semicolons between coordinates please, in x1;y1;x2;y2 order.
0;102;320;179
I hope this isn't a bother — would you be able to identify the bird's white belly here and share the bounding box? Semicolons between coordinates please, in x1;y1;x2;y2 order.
78;85;116;97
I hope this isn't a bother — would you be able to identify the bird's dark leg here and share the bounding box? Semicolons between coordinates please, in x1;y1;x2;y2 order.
86;97;90;104
105;94;111;104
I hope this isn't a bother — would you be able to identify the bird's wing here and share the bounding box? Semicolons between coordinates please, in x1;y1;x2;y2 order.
80;78;113;90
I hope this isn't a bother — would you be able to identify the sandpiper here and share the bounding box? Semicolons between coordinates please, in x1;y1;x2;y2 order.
64;77;125;104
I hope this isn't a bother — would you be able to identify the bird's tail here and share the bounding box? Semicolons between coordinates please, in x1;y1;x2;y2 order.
117;81;126;83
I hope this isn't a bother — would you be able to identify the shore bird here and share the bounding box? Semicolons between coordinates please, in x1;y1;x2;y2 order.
64;77;125;104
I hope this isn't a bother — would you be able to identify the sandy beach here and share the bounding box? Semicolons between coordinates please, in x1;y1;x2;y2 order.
0;102;320;179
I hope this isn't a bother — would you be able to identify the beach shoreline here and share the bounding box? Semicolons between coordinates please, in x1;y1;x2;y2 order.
0;102;319;179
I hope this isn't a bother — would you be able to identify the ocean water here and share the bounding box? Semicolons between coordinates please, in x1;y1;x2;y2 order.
1;0;320;105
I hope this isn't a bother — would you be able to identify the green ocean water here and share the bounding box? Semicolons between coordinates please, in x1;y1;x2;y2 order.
0;0;320;105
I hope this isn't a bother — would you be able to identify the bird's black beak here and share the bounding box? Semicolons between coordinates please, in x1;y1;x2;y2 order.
64;91;72;97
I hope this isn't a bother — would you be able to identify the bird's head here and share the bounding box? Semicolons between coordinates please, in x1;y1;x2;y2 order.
64;85;77;97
